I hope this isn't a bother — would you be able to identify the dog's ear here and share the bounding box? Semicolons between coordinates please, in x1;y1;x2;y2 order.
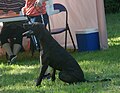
23;23;33;30
23;22;45;31
32;23;45;32
30;23;47;41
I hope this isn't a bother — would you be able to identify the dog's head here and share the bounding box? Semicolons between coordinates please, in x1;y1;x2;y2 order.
23;22;45;31
23;22;47;39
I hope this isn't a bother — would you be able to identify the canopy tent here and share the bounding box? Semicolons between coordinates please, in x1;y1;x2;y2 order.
0;0;108;55
49;0;108;50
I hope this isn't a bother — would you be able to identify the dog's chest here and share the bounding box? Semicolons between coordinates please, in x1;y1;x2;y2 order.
48;56;63;71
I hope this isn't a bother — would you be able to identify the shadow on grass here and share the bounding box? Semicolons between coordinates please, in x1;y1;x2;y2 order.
1;72;35;86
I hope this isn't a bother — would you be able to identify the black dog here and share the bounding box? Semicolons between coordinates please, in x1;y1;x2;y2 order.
23;23;110;86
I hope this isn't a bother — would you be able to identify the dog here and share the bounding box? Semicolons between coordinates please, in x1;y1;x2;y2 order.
23;22;111;86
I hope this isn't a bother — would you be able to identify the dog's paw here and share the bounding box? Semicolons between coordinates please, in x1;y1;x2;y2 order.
36;82;41;86
35;78;42;86
52;77;56;81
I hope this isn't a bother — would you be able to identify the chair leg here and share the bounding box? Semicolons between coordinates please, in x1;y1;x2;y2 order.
30;38;35;57
68;28;76;51
65;30;67;50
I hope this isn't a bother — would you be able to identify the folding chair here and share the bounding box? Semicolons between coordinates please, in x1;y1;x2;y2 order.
48;3;76;51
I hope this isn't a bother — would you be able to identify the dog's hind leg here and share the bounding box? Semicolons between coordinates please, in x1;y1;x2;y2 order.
59;71;80;84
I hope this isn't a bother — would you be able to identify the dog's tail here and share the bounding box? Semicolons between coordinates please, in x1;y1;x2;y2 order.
85;78;111;83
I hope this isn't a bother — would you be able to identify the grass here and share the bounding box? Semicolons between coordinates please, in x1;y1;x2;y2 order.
0;13;120;93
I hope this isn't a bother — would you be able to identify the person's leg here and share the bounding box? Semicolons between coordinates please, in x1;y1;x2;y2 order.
43;13;49;26
9;23;25;63
2;42;17;64
1;22;25;63
2;43;13;57
13;25;24;56
13;44;21;55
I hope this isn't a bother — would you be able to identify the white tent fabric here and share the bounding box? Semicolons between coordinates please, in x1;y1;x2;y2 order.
49;0;108;49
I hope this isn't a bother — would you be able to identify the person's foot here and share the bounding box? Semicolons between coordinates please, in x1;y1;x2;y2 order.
8;55;17;65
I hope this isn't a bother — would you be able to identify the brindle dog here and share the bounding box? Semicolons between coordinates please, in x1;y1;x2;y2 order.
23;22;111;86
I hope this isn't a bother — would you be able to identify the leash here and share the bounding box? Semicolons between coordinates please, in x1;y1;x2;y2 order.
29;2;46;49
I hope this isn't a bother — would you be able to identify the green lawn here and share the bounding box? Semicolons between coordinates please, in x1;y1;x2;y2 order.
0;13;120;93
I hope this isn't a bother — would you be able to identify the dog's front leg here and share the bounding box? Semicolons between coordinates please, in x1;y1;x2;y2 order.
51;68;56;81
36;52;49;86
36;65;48;86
